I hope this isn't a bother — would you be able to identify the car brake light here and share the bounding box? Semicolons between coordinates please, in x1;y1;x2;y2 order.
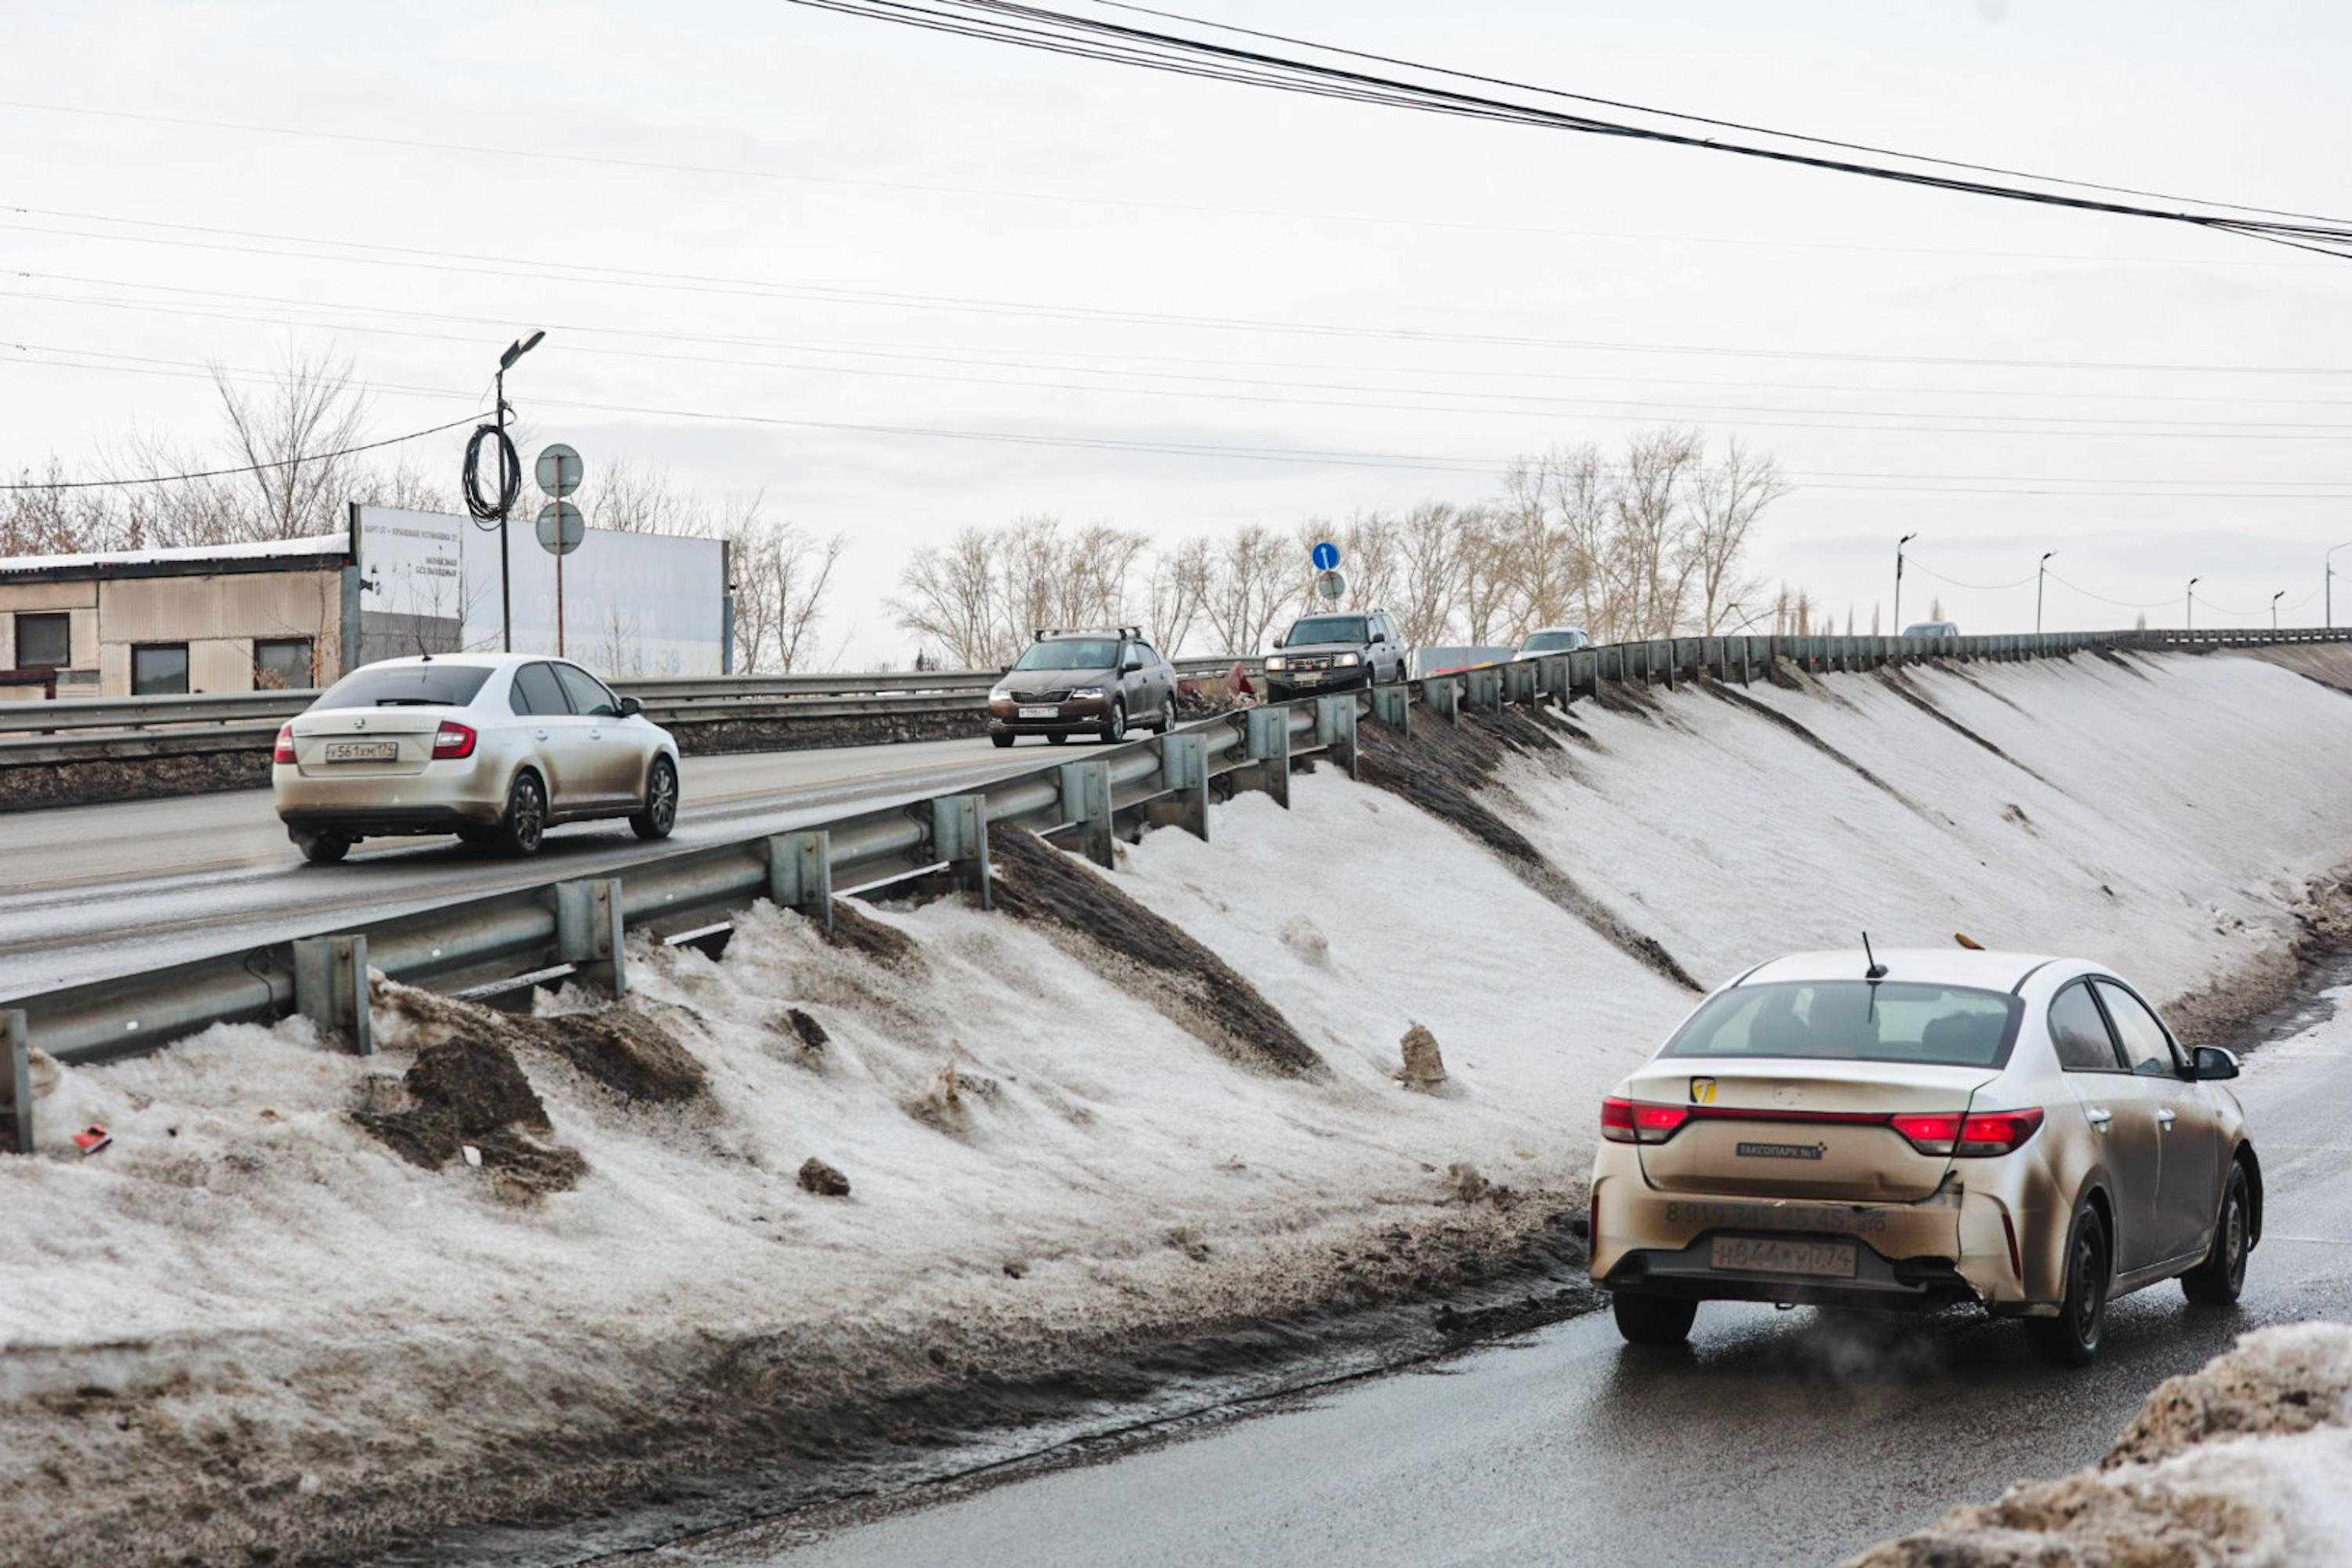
432;720;477;760
1600;1098;1691;1145
1890;1107;2043;1157
272;724;296;764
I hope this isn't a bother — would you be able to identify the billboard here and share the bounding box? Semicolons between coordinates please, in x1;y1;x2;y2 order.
354;506;728;677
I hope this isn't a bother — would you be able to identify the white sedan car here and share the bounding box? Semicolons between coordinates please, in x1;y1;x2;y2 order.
273;654;681;863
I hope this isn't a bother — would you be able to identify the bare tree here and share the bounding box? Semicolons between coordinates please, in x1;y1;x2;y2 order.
212;349;372;542
1681;437;1786;634
1201;524;1295;654
1144;534;1214;654
891;515;1147;668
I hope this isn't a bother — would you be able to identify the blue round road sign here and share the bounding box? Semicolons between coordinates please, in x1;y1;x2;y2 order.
1311;540;1340;572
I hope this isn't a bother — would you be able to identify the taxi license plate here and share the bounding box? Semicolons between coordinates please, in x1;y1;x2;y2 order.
323;741;399;762
1709;1236;1857;1278
1018;706;1058;719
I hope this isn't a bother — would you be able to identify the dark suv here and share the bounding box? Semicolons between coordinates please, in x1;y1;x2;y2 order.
1264;609;1410;699
987;627;1179;746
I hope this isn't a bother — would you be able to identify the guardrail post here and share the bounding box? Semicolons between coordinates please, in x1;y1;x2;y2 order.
1243;706;1292;808
1159;731;1210;840
1570;649;1599;700
293;934;373;1055
1424;675;1462;724
1465;666;1504;713
930;794;994;909
1504;661;1538;707
1369;684;1410;734
1315;694;1359;778
765;830;833;929
555;878;628;997
1058;760;1116;868
5;1010;29;1156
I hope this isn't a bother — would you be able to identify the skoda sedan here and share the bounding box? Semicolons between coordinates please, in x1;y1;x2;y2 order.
1590;948;2259;1365
273;654;681;862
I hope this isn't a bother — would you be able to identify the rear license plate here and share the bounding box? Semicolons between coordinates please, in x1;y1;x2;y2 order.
1709;1236;1857;1277
323;741;399;761
1018;706;1058;719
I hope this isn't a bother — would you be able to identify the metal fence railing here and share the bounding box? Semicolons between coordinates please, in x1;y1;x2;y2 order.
5;623;2346;1152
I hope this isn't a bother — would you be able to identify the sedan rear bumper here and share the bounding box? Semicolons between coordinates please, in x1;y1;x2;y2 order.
279;803;501;834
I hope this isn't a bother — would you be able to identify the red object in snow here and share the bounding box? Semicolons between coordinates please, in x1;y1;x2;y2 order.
71;1124;111;1156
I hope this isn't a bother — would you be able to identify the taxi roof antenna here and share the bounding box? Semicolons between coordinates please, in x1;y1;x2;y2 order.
1861;931;1888;982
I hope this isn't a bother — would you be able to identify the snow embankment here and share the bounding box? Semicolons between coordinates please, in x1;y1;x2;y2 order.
1846;1322;2352;1567
6;647;2352;1563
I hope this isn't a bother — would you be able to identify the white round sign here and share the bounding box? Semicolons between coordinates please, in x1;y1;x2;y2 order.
535;500;585;556
535;442;583;499
1314;568;1347;601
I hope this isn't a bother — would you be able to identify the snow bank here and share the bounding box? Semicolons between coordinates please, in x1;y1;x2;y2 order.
1844;1323;2352;1566
7;647;2352;1563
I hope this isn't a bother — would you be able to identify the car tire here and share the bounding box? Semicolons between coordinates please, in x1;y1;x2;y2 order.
293;829;350;866
1047;732;1069;746
1099;700;1126;744
2181;1163;2252;1307
991;733;1015;749
1610;1291;1698;1347
630;755;679;841
496;771;547;857
2026;1201;2111;1367
1156;696;1178;733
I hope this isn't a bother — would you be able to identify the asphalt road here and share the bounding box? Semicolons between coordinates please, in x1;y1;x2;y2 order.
0;735;1059;996
655;995;2352;1568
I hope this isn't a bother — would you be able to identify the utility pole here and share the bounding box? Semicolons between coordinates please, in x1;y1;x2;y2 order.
2274;590;2285;631
2329;542;2352;629
2036;550;2054;634
1894;532;1918;633
2187;576;2200;636
493;331;546;652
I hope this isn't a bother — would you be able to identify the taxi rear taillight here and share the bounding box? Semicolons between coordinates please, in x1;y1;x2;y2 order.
1889;1107;2044;1158
272;724;296;764
432;720;477;760
1601;1097;1690;1145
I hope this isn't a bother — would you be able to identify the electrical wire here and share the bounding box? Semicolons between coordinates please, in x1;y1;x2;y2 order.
460;422;521;526
781;1;2352;259
0;410;485;491
1902;559;2039;591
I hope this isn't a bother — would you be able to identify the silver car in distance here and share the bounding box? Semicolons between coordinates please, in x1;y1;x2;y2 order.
272;654;682;863
1590;947;2259;1365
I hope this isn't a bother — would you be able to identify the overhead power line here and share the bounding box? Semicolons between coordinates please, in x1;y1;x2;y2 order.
0;410;484;490
783;0;2352;259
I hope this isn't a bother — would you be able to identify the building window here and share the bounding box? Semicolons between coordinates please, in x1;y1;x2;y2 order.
14;612;69;668
132;644;191;695
254;638;314;691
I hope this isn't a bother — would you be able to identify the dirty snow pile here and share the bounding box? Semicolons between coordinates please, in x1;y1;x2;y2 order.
9;647;2352;1562
1846;1322;2352;1567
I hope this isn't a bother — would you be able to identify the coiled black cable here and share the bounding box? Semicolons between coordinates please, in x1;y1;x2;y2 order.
462;422;521;526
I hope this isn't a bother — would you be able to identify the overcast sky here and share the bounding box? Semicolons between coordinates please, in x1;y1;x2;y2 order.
6;1;2350;660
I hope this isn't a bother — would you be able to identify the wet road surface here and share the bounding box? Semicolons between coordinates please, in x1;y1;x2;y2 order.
0;734;1053;995
643;999;2352;1568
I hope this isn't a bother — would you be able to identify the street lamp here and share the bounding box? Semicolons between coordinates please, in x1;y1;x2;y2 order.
1894;532;1918;633
493;330;546;652
2036;551;2055;635
2187;576;2200;636
2274;590;2286;631
2328;542;2352;630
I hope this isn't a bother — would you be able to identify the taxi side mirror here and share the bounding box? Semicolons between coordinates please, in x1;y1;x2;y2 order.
2190;1045;2239;1081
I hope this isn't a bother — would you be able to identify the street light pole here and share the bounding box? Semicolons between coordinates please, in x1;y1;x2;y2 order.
2036;551;2054;634
2187;576;2200;636
1894;532;1918;633
2274;590;2285;632
492;331;546;652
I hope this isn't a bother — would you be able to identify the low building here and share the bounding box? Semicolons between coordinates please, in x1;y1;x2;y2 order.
0;535;352;700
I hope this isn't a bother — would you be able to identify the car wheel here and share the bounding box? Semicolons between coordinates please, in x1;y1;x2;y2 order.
630;755;679;841
991;733;1015;749
2027;1201;2110;1367
293;829;350;866
1099;700;1126;744
497;771;547;857
1611;1291;1698;1347
2181;1163;2252;1307
1156;696;1178;732
1047;732;1069;746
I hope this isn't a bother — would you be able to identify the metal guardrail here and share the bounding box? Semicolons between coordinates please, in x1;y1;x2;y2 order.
4;621;2348;1151
0;657;1258;739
